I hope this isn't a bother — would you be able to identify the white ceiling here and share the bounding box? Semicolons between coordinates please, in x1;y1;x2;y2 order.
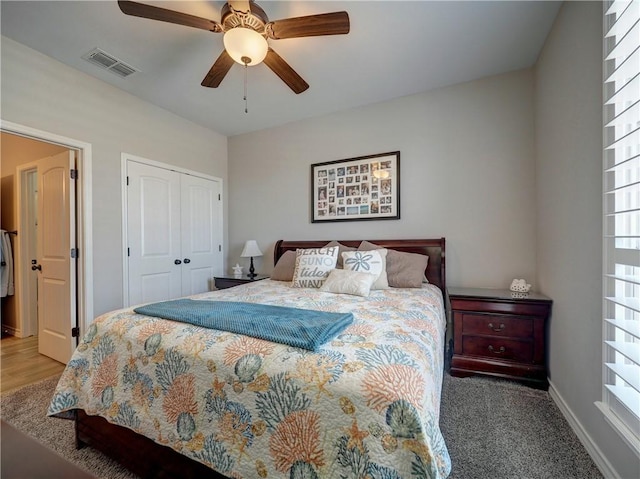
1;1;561;137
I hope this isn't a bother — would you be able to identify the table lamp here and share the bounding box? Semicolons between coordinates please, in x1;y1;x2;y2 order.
240;240;262;279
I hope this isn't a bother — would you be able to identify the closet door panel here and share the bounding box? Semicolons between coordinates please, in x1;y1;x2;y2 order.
127;162;181;305
140;273;173;304
180;174;222;296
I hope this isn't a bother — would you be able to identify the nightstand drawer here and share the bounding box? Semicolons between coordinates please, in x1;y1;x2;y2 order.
461;313;533;338
462;336;533;363
450;296;551;317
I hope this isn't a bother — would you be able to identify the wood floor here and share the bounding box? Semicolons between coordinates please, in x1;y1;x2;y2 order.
0;335;65;394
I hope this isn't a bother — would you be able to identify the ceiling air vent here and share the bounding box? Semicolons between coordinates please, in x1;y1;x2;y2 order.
82;48;138;78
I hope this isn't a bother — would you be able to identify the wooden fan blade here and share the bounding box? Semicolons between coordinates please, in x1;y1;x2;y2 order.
263;48;309;94
118;1;221;32
266;11;350;40
201;51;235;88
227;0;251;15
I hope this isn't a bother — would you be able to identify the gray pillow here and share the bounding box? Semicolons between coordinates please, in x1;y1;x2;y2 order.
358;240;429;288
270;250;296;281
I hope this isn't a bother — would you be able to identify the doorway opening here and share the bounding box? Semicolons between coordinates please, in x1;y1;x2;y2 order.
0;121;93;365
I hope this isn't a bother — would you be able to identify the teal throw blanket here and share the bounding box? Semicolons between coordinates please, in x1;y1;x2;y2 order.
134;299;353;351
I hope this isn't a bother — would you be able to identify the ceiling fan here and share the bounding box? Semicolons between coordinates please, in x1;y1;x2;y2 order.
117;0;350;94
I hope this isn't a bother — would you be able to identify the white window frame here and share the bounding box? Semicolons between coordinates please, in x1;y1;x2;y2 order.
596;0;640;458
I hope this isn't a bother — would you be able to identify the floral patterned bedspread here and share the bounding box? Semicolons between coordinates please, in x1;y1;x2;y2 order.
48;279;451;479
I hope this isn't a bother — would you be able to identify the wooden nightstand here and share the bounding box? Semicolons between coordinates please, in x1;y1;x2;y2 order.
214;275;269;290
448;287;552;389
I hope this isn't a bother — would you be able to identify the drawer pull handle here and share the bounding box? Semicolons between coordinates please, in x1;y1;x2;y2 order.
488;322;505;332
488;345;506;354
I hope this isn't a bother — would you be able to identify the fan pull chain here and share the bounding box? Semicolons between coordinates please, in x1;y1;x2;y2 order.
242;56;250;114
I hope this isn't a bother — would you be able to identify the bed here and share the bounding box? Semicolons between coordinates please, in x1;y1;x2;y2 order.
48;238;450;479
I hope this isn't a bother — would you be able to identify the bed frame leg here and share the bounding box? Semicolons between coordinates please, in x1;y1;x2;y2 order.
74;410;87;450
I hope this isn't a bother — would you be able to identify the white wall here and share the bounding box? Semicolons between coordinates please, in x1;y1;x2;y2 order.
535;2;638;478
228;69;537;288
1;36;228;316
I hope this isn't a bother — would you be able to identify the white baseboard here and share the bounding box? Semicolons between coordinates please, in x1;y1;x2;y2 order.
548;379;619;479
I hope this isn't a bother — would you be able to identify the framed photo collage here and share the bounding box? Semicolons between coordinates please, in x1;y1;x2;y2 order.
311;151;400;223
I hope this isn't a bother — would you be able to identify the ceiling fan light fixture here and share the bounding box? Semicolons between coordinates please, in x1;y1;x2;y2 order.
223;27;268;66
373;168;390;179
118;1;351;93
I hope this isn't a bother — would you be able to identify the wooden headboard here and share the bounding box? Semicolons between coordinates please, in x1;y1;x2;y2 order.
273;238;446;291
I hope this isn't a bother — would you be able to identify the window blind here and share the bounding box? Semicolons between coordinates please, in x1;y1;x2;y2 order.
599;0;640;453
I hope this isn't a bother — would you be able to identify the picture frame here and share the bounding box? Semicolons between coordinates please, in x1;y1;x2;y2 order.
311;151;400;223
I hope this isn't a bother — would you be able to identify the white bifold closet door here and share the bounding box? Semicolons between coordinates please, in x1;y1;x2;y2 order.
126;160;222;306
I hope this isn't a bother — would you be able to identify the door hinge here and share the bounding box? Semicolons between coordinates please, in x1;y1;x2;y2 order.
71;327;80;337
126;176;129;186
218;194;221;201
127;247;130;257
70;169;78;180
70;248;79;259
219;245;222;252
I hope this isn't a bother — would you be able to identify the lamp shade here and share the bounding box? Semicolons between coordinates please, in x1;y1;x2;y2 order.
223;27;268;66
241;240;263;258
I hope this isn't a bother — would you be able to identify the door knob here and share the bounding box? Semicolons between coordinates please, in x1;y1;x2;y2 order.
183;258;191;264
31;264;42;271
174;259;182;265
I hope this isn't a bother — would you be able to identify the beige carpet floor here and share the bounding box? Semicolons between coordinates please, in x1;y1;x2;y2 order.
1;375;138;479
1;373;603;479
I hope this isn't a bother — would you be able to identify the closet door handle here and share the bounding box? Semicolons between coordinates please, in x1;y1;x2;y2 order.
174;259;182;265
183;258;191;264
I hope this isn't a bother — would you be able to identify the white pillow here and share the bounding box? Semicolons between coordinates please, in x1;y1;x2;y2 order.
342;249;389;290
291;246;339;288
319;269;377;297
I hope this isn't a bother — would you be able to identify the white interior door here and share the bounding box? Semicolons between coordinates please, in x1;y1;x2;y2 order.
37;151;76;364
15;163;39;338
25;170;38;336
180;174;222;296
127;161;181;305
